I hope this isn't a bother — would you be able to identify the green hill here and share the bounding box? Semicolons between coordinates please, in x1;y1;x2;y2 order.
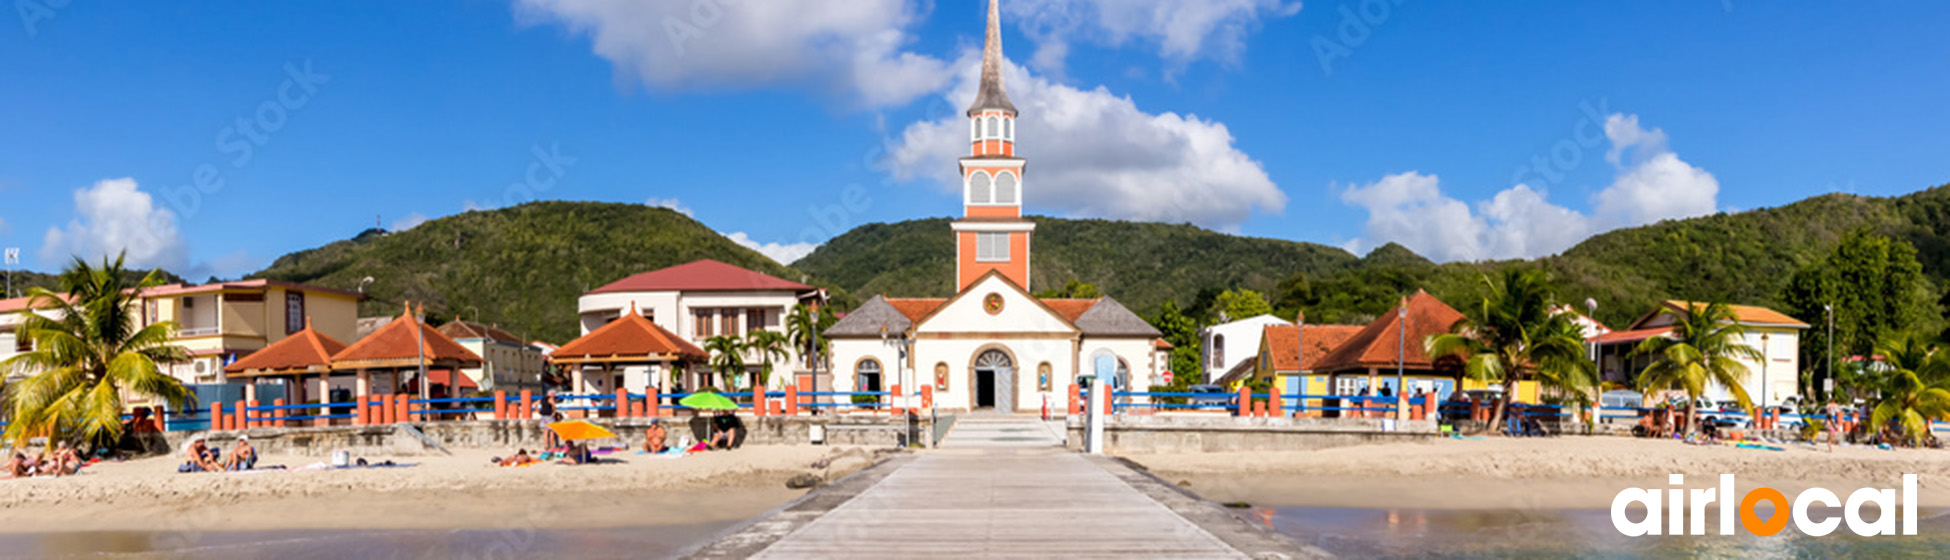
248;201;811;344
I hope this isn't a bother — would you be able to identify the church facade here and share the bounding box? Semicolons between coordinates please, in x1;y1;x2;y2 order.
824;0;1165;413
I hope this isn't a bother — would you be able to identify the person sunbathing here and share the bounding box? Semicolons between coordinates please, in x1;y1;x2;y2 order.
224;436;258;471
497;449;538;466
4;453;27;478
46;442;82;477
557;442;593;465
183;437;223;473
644;423;669;454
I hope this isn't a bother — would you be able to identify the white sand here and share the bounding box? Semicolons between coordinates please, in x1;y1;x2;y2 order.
1128;436;1950;509
0;445;882;532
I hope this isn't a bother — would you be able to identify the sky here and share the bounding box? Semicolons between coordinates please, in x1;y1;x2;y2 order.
2;1;1948;280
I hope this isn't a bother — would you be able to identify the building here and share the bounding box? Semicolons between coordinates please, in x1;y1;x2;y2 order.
329;306;483;400
1198;314;1292;385
552;305;708;394
0;295;64;382
575;259;822;392
1592;301;1806;406
437;320;547;391
1216;323;1362;393
222;319;350;405
1304;291;1469;403
823;2;1164;413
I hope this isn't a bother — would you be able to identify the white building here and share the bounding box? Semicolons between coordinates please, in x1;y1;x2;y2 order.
436;320;547;391
1592;301;1807;406
823;2;1166;413
573;259;822;393
1198;314;1292;385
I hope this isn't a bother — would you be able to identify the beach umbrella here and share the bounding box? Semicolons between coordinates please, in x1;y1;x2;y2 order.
679;392;739;411
546;420;618;441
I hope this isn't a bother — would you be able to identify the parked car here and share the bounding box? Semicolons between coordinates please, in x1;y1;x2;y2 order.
1187;384;1230;405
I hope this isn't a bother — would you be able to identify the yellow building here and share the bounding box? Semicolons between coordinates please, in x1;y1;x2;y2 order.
1593;301;1807;407
135;279;362;384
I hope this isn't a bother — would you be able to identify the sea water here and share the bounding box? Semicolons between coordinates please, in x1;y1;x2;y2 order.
1249;505;1950;559
0;521;737;560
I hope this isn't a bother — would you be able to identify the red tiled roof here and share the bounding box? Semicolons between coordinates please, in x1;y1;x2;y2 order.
587;259;811;294
1262;324;1364;372
886;298;948;322
1313;291;1467;372
1635;301;1811;329
1040;299;1099;322
553;311;706;361
332;306;482;368
1591;326;1673;345
225;324;348;375
1154;338;1174;349
437;320;523;345
0;293;72;313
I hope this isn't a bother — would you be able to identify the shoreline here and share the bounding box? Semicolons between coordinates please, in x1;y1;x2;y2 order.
1125;436;1950;510
0;445;881;533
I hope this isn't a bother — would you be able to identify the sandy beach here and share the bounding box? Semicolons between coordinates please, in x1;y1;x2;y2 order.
1128;436;1950;510
0;444;883;533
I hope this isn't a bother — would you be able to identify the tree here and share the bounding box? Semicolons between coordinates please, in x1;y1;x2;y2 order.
1425;269;1595;435
1;255;195;448
1213;289;1274;322
785;304;835;372
1632;302;1765;437
1862;335;1950;446
703;335;747;391
1034;279;1101;299
1782;230;1933;397
1148;300;1204;385
745;330;790;390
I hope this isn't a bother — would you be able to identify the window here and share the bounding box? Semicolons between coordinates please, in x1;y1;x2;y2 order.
693;309;713;338
144;300;158;326
286;293;306;334
986;116;998;138
1038;362;1052;391
1004;118;1013;140
934;362;950;391
719;309;738;335
971;118;980;142
1212;335;1226;368
856;358;883;393
994;172;1017;204
968;172;992;204
976;233;1010;262
13;334;28;353
1335;377;1367;396
746;308;765;334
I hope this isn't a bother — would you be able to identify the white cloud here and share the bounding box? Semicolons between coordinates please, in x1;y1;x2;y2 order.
726;232;819;265
1341;114;1720;262
391;212;429;232
40;178;189;271
514;0;954;108
884;54;1285;229
647;197;694;217
1007;0;1300;74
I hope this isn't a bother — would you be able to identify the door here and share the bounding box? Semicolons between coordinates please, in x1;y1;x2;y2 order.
974;349;1014;411
995;367;1014;412
976;370;996;408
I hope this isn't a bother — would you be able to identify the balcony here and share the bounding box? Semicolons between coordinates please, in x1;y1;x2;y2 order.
176;326;220;338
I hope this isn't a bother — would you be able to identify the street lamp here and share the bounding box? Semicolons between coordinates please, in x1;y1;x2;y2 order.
1823;304;1834;402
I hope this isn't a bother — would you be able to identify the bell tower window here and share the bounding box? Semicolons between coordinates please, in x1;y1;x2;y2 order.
968;172;992;204
994;172;1017;204
987;116;999;139
1004;118;1013;141
971;118;980;142
976;232;1010;262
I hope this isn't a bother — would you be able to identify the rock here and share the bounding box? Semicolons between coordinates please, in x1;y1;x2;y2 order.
786;473;824;489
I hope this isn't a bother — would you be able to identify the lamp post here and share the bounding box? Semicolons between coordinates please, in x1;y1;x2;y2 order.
1824;304;1834;402
1395;297;1406;420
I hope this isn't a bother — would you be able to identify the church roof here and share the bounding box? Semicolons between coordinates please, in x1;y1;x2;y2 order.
824;293;1158;338
1072;297;1162;338
587;259;811;295
966;0;1017;116
824;296;916;338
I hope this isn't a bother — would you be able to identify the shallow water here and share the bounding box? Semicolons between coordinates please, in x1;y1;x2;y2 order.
0;521;738;560
1250;506;1950;559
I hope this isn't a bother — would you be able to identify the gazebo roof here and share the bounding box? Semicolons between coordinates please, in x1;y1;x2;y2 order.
552;306;707;363
224;320;348;376
331;304;483;370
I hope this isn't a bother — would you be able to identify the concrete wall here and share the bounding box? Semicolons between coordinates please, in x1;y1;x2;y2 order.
156;415;926;458
1066;415;1439;454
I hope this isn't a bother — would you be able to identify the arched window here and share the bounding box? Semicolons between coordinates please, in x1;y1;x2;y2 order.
994;172;1018;204
856;358;883;393
987;116;999;139
1037;362;1052;391
1116;359;1131;390
968;172;993;204
1004;118;1013;140
971;118;980;142
1212;335;1226;368
934;362;950;391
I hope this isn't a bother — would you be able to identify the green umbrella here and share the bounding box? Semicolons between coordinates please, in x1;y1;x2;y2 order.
680;392;739;411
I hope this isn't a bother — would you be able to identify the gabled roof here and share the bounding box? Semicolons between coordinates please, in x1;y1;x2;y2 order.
888;298;949;323
553;309;706;361
827;296;920;338
587;259;812;295
1261;324;1365;373
0;293;70;314
1631;301;1810;329
1313;291;1467;373
437;320;523;345
332;305;482;369
1042;299;1098;322
225;322;348;376
1072;297;1161;338
1591;326;1673;345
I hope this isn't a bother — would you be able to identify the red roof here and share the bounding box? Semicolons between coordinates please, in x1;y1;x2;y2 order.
588;260;811;295
1634;301;1811;329
1591;326;1673;345
332;306;483;368
1154;338;1174;350
886;298;948;322
225;323;349;375
553;310;707;361
0;293;72;313
1313;291;1467;372
1262;324;1364;372
1041;299;1098;322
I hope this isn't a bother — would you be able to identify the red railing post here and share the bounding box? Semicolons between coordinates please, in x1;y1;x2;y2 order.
1269;391;1284;419
889;384;903;416
492;390;508;420
784;384;800;416
272;399;287;428
211;402;226;432
1235;386;1250;417
754;386;770;417
614;388;631;419
1068;384;1082;416
518;389;534;421
648;387;662;417
920;385;933;411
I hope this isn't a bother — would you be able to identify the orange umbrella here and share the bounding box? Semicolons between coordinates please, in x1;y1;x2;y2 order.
546;420;617;441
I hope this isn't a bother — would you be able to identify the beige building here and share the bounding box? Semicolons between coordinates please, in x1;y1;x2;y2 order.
137;280;362;384
437;320;546;391
1593;301;1807;406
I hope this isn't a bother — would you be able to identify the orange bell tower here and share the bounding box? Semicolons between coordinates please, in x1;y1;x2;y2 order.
954;0;1034;292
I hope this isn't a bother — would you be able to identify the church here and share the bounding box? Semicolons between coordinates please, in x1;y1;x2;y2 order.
824;0;1167;413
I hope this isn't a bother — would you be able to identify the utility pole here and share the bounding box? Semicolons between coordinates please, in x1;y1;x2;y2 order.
3;247;17;298
1824;304;1834;403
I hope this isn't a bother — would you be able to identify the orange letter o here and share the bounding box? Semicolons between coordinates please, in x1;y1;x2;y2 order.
1741;487;1789;536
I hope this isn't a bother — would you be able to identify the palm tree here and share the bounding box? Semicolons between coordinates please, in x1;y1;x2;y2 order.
745;330;791;391
785;304;834;372
1867;335;1950;446
703;335;746;391
1632;302;1764;437
1426;269;1595;434
1;255;193;448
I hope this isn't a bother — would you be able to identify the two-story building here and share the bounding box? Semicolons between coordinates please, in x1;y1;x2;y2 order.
1592;301;1806;406
437;319;547;391
1198;314;1292;386
573;259;823;393
135;280;362;384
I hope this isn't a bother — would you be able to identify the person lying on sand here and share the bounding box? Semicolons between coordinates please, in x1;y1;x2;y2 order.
45;442;82;477
496;449;537;467
644;422;668;454
557;442;593;465
224;436;258;471
4;453;27;478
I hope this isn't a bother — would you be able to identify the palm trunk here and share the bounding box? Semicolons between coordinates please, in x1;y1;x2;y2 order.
1686;402;1698;438
1484;397;1509;436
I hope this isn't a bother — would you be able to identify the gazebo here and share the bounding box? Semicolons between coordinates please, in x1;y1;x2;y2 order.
332;305;484;401
222;318;349;408
551;304;707;395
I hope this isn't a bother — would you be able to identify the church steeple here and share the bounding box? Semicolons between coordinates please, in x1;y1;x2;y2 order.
967;0;1016;116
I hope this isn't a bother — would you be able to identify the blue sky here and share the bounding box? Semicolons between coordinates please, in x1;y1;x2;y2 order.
2;1;1946;279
